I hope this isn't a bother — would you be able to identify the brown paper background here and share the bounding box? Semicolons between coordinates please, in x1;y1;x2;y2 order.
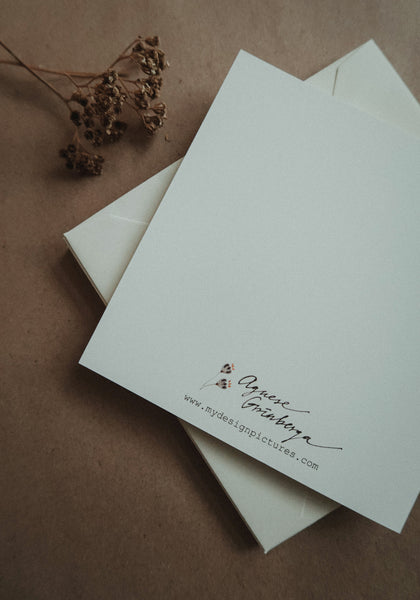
1;1;419;598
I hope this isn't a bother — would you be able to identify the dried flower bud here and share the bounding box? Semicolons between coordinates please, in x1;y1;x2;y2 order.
142;113;164;135
134;90;149;110
145;36;160;46
84;128;94;140
147;76;162;98
152;102;167;117
16;35;169;174
70;110;82;126
155;49;167;71
108;120;127;142
70;90;88;106
84;128;103;146
133;39;147;53
102;70;118;85
130;39;167;77
59;143;104;175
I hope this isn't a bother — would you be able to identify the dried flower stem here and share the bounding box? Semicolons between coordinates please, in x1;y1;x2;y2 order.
109;40;138;68
0;59;100;78
0;40;69;106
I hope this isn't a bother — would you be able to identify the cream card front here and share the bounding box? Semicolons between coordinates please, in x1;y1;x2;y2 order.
80;50;420;532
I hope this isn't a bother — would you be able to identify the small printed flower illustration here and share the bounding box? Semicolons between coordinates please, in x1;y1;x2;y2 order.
200;363;235;390
216;379;232;389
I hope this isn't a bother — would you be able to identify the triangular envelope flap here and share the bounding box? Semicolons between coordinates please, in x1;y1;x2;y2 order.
308;40;420;137
306;43;361;90
103;160;181;223
65;214;148;303
65;160;182;302
332;41;420;135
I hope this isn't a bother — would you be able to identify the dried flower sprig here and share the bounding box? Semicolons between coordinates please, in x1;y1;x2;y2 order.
0;37;168;175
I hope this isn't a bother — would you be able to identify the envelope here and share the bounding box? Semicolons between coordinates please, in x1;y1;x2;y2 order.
64;40;420;552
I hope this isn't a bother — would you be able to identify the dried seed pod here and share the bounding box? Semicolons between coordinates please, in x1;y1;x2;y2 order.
70;110;82;126
59;143;104;176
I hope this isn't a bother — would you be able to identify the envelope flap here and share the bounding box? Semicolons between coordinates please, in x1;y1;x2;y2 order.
64;214;148;302
309;40;420;137
64;160;182;302
102;160;181;223
333;41;420;136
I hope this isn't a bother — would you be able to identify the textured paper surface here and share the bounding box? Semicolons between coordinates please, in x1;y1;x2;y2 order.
80;49;420;532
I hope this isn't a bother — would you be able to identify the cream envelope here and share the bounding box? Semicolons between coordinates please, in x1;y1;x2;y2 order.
65;41;420;552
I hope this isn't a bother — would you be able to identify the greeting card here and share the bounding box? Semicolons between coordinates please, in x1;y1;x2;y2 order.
80;49;420;532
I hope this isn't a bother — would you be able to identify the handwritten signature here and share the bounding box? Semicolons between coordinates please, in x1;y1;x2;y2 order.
238;375;342;451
